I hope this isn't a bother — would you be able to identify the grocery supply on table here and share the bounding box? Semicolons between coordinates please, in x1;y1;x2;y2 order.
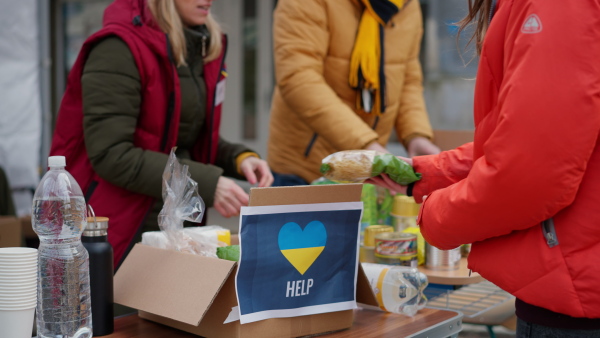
82;212;114;336
140;150;231;259
216;245;240;262
320;150;421;184
361;262;428;317
391;195;420;231
374;232;418;267
33;156;92;338
359;225;393;263
425;243;461;271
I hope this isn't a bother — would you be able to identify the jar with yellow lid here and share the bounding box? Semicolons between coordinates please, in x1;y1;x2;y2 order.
391;195;420;231
359;225;393;263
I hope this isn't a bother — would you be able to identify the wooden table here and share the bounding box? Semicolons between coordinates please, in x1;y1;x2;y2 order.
105;307;462;338
418;257;484;285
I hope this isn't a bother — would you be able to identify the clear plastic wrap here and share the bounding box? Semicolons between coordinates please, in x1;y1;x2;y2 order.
153;149;220;257
320;150;421;184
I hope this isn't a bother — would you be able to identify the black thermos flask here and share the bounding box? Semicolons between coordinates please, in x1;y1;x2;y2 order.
83;216;114;336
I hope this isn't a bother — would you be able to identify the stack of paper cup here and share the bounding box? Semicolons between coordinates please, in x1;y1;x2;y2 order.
0;247;38;338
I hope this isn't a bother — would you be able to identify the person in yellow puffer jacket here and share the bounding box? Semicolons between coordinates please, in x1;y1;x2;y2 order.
267;0;440;186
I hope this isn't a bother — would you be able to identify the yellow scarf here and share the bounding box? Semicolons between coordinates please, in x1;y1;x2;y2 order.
349;0;405;115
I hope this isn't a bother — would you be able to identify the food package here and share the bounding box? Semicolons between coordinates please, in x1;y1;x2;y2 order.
320;150;421;184
141;226;231;258
148;149;224;257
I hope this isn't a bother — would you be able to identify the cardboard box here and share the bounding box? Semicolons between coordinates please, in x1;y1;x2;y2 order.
433;129;474;151
0;216;22;247
20;215;36;239
114;184;378;338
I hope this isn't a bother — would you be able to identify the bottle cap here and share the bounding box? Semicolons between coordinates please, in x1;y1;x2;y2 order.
392;195;420;216
48;156;66;168
363;225;394;247
84;216;109;237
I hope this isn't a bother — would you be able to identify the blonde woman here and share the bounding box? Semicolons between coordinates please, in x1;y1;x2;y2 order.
51;0;273;268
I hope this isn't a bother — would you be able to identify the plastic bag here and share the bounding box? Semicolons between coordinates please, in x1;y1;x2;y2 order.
320;150;421;185
155;149;218;257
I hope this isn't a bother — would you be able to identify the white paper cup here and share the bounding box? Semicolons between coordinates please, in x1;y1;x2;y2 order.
0;266;37;273
0;259;38;266
0;272;37;280
0;285;37;293
0;296;37;308
0;296;37;304
0;247;38;256
0;256;37;262
0;302;37;310
0;303;37;311
0;292;36;300
0;277;36;284
0;259;37;269
0;298;36;305
0;287;36;295
0;307;36;338
0;270;37;278
0;255;38;265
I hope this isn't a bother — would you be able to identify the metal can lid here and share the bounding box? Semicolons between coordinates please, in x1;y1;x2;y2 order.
363;225;394;247
374;231;417;241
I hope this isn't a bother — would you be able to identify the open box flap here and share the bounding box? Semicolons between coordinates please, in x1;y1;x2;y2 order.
114;243;236;326
356;264;379;307
249;184;363;206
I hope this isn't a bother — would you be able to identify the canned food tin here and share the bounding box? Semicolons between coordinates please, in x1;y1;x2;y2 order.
374;232;417;256
425;243;461;271
374;232;418;267
363;225;394;247
375;253;417;267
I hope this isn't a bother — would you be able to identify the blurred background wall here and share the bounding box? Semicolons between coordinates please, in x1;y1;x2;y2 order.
0;0;477;216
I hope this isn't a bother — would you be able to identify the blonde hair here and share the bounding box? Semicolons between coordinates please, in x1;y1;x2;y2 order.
147;0;223;66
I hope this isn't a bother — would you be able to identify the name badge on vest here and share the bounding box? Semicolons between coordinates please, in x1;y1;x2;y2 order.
215;79;226;107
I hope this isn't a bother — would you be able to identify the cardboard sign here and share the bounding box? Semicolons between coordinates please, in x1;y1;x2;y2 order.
236;202;363;324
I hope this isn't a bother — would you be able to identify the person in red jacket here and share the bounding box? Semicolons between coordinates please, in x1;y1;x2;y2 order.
368;0;600;336
50;0;273;268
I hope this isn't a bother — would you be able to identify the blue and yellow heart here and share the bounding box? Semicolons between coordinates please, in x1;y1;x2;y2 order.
278;221;327;275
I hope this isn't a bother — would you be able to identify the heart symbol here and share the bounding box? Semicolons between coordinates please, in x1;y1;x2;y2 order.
278;221;327;275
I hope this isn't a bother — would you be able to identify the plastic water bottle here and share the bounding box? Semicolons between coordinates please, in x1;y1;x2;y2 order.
361;262;428;316
33;156;93;337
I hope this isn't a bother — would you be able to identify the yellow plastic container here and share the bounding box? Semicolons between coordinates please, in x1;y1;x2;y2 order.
363;225;394;247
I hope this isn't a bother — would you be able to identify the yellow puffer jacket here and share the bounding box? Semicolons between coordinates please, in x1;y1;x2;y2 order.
268;0;434;183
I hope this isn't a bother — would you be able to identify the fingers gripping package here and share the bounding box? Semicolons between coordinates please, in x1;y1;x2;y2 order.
320;150;422;184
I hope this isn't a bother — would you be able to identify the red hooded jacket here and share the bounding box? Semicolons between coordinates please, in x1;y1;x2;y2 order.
50;0;226;267
413;0;600;318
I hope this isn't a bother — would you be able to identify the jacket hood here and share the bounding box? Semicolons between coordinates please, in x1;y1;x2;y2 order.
102;0;168;59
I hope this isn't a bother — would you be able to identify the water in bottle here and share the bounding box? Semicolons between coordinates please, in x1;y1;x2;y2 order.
361;262;428;316
33;156;93;338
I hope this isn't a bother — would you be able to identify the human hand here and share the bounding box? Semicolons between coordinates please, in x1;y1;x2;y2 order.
365;155;413;194
240;156;274;187
407;136;440;157
365;174;406;195
213;176;249;218
365;141;390;153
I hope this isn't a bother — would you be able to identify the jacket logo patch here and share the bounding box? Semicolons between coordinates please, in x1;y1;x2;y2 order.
521;14;542;34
